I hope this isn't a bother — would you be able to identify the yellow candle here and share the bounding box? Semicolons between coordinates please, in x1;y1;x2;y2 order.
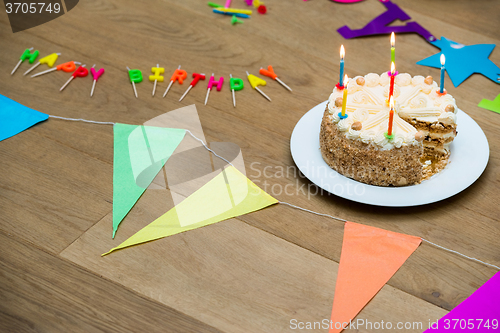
341;75;349;117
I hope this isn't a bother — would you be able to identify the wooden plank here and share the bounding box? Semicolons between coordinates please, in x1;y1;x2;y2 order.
0;230;223;333
60;189;447;333
0;128;112;253
0;0;498;325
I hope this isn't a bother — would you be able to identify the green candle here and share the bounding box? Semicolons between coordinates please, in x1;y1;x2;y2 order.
390;32;395;63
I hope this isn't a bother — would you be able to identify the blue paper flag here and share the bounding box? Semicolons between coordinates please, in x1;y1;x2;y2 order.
417;37;500;87
0;93;49;142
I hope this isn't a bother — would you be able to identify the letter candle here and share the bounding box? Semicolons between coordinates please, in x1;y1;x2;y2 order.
163;65;187;98
24;53;61;76
246;71;271;102
205;73;224;105
11;47;39;75
31;61;81;77
179;73;206;101
149;64;165;97
259;65;292;92
127;67;143;98
90;64;105;97
390;32;395;63
339;75;349;119
439;54;446;94
339;45;345;87
389;62;396;100
60;65;88;92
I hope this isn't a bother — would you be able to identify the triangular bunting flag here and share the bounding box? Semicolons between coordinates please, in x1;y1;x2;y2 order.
329;222;422;333
113;123;185;238
0;93;49;142
424;272;500;332
103;165;278;255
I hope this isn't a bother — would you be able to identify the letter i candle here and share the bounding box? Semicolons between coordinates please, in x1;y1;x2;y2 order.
90;64;105;97
205;73;224;105
163;66;187;98
60;65;88;92
24;53;61;76
246;71;271;102
11;48;39;75
149;64;165;97
259;65;292;92
31;61;81;78
179;73;206;101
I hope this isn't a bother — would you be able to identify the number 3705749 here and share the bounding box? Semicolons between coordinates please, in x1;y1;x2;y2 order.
5;2;61;14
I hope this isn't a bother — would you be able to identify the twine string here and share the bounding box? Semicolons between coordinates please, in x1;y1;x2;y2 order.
49;114;499;271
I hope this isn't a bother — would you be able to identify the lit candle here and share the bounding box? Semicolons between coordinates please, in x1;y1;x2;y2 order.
340;75;349;118
439;54;446;94
389;62;396;100
387;96;395;137
339;45;345;86
390;32;395;63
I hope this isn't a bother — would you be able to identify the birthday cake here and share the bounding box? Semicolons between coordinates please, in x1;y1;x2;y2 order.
319;73;458;186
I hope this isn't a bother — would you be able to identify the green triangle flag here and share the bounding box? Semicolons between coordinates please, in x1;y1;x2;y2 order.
113;123;186;238
103;165;278;255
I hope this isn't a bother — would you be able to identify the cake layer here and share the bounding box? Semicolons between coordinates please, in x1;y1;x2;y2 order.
320;108;423;187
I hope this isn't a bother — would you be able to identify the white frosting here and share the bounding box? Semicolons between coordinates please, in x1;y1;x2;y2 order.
346;128;361;139
327;72;458;150
365;73;380;87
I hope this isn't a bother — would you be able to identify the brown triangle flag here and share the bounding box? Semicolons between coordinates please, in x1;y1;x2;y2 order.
329;222;422;333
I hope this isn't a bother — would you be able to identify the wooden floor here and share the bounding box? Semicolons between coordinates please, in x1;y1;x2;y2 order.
1;0;499;332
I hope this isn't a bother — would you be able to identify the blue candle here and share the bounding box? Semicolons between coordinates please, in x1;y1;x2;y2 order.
339;45;345;86
439;54;446;93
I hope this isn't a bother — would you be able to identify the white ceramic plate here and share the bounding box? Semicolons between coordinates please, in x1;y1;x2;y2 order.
290;101;490;207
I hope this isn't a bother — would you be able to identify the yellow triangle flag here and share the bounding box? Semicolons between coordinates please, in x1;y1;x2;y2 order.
103;166;278;255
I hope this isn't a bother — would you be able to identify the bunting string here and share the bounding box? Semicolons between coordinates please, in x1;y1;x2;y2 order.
49;115;116;125
48;114;499;271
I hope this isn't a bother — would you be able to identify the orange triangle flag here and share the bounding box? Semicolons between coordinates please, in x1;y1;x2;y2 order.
329;222;422;333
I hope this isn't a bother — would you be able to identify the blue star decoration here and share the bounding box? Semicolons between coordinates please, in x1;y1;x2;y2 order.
417;37;500;87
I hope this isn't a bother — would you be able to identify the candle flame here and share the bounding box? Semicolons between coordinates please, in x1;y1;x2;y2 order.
440;54;446;66
390;62;395;74
390;32;395;48
390;96;394;110
340;45;345;60
344;74;348;87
